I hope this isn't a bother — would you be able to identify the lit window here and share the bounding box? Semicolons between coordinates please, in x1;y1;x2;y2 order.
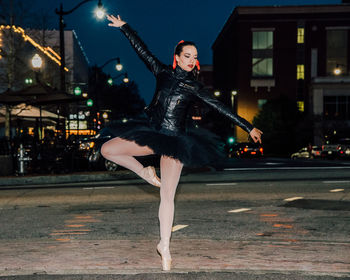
252;30;273;77
297;28;304;44
326;29;348;75
297;64;305;80
297;101;304;112
258;99;267;109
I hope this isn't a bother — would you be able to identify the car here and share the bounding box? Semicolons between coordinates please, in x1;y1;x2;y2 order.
228;142;263;158
78;131;114;171
291;146;321;159
321;138;350;159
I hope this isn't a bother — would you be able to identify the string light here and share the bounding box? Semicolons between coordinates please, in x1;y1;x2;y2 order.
0;25;69;71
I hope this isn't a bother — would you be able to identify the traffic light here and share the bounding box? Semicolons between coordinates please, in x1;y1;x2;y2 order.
86;99;93;107
227;136;235;145
107;78;113;85
74;86;82;96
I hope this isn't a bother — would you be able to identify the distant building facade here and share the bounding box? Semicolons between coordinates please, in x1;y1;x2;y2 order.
212;3;350;144
0;26;89;94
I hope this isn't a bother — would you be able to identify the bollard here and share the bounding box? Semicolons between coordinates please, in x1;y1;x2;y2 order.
17;144;31;175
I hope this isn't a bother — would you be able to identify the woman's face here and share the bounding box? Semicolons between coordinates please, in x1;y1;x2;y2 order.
175;45;198;72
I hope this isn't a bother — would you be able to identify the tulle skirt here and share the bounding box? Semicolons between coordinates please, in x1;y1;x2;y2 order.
105;120;225;167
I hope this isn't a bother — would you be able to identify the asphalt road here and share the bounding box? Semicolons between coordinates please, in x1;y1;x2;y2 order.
0;158;349;279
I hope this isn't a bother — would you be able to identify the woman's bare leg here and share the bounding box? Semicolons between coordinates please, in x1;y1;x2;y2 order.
157;155;183;269
101;137;160;186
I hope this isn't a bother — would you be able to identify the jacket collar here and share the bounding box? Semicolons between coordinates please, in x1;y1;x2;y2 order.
174;65;195;80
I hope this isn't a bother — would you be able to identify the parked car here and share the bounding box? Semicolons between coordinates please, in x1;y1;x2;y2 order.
291;146;321;159
78;130;114;171
228;142;263;158
321;138;350;159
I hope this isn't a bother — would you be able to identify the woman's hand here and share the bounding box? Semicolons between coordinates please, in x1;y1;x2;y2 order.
249;128;263;144
107;14;126;28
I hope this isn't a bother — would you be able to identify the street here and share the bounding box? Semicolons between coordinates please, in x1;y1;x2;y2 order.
0;158;349;279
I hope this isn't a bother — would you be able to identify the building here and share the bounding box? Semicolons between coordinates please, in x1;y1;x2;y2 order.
24;29;89;94
212;2;350;144
0;25;90;137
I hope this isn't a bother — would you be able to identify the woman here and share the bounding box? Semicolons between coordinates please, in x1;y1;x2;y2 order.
103;14;262;271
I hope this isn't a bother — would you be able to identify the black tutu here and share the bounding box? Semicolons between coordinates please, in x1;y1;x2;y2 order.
104;119;225;167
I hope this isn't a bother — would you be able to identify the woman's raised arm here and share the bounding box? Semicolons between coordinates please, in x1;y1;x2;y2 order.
107;14;164;76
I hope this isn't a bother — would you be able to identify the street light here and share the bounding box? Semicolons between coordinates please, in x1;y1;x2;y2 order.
333;64;346;76
214;91;221;97
231;90;237;111
31;54;44;139
98;57;123;72
55;0;104;91
31;54;43;69
123;73;129;83
111;72;129;84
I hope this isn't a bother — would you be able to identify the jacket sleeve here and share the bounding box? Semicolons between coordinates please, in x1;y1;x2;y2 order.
195;88;254;133
120;24;164;76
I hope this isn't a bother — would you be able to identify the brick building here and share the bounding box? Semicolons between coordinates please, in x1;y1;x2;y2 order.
212;2;350;144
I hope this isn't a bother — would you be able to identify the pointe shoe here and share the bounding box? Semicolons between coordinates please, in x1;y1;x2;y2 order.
139;166;161;187
157;243;172;271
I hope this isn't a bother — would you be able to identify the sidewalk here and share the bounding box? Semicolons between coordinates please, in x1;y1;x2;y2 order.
0;167;213;188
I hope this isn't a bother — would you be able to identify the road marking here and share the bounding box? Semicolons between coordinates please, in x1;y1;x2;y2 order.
284;197;304;202
323;180;350;184
329;189;345;192
228;208;251;213
83;186;115;190
206;183;237;186
265;162;283;165
224;166;350;171
172;225;188;232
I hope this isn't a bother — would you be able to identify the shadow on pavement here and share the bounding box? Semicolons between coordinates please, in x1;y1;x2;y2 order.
281;199;350;211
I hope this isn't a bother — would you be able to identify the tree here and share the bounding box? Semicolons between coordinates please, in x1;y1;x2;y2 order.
102;82;146;119
253;97;303;156
88;66;145;121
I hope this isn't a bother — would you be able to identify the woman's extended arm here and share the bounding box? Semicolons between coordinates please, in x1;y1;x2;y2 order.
196;89;262;143
107;14;164;76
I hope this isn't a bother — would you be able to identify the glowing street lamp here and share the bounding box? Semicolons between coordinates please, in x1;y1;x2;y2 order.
334;65;342;75
123;73;129;83
95;1;105;19
56;0;104;91
115;58;123;71
31;54;43;69
231;90;237;111
214;91;221;97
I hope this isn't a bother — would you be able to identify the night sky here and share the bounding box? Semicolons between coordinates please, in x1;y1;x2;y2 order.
30;0;341;103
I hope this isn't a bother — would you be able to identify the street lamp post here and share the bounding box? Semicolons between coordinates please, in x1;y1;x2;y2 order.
231;90;237;129
55;0;104;92
31;54;43;139
99;57;123;72
108;72;129;85
231;90;237;112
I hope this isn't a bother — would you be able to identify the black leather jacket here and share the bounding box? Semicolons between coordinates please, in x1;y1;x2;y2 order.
120;24;253;135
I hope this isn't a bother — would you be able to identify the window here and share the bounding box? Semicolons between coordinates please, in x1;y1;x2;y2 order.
258;99;267;109
252;30;273;77
297;64;305;80
297;101;304;112
297;28;304;44
324;96;350;120
326;29;348;75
